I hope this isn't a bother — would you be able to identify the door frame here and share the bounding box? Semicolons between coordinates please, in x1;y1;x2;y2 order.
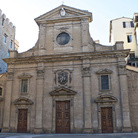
15;107;30;133
56;100;70;133
101;107;113;133
51;97;74;133
17;109;28;133
98;104;116;133
14;97;33;133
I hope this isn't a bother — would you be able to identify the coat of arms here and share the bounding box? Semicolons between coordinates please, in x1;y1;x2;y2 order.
58;72;68;85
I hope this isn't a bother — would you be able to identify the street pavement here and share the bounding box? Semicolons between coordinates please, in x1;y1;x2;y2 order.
0;133;138;138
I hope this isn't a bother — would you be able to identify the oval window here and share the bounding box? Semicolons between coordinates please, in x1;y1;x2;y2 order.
56;32;70;45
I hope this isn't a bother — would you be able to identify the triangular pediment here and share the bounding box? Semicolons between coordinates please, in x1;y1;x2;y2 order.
94;95;118;103
14;97;33;105
18;73;32;79
49;87;77;96
96;68;112;75
35;5;92;25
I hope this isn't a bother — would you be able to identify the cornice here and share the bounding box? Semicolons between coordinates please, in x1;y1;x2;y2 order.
37;15;90;24
4;50;129;65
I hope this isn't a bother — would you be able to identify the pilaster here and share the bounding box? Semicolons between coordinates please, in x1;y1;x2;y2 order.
2;72;14;132
34;63;45;133
118;64;132;132
82;61;93;133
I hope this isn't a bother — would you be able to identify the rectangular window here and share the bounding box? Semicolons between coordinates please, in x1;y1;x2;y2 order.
123;21;134;28
136;33;138;45
2;18;4;26
10;40;13;48
101;75;109;90
0;88;2;96
125;22;131;28
21;79;28;93
127;35;132;43
129;53;135;59
4;34;7;43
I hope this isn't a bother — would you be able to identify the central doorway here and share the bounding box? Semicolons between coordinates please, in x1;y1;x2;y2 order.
56;101;70;133
101;107;113;133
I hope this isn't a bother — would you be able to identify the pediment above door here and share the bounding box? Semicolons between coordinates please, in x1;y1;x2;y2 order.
14;97;33;105
94;95;118;103
49;87;77;96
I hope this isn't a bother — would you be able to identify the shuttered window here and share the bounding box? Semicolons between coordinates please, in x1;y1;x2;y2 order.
123;21;134;28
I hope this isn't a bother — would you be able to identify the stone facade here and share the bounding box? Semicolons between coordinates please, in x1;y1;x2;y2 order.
0;5;137;134
0;9;18;74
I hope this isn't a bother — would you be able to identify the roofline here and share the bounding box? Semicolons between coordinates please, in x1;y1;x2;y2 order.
110;17;133;22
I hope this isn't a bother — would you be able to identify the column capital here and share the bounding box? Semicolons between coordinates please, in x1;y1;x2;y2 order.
37;69;44;79
82;66;91;77
6;72;14;81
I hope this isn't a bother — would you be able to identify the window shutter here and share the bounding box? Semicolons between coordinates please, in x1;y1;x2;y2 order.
123;22;126;28
130;21;134;27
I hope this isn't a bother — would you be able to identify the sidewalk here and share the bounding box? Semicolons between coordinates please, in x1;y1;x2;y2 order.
0;133;138;138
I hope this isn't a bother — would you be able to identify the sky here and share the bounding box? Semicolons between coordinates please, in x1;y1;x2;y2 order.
0;0;138;52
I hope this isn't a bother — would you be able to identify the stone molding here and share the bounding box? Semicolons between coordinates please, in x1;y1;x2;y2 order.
34;5;92;25
94;95;118;103
49;86;77;96
96;68;112;75
13;97;33;105
4;50;130;65
18;73;32;79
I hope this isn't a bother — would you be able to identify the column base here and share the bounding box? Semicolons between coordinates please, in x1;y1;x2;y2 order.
2;127;10;133
34;128;44;133
83;128;93;133
122;127;132;133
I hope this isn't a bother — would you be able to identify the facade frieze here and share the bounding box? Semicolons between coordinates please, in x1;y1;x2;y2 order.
4;50;129;65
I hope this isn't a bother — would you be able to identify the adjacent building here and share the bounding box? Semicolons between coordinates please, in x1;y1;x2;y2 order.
0;5;138;134
109;17;138;67
0;9;19;74
134;13;138;56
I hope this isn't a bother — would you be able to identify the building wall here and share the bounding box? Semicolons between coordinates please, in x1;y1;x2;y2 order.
0;9;16;74
134;13;138;58
2;50;131;133
127;66;138;131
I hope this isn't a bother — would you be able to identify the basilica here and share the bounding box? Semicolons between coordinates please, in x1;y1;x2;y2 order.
0;5;138;134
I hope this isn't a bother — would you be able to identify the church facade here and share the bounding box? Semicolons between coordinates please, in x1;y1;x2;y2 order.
0;5;137;134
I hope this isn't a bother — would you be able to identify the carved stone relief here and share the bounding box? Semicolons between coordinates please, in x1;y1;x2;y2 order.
54;69;72;87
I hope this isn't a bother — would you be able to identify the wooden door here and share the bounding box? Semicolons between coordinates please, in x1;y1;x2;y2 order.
101;107;113;133
56;101;70;133
17;109;27;133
